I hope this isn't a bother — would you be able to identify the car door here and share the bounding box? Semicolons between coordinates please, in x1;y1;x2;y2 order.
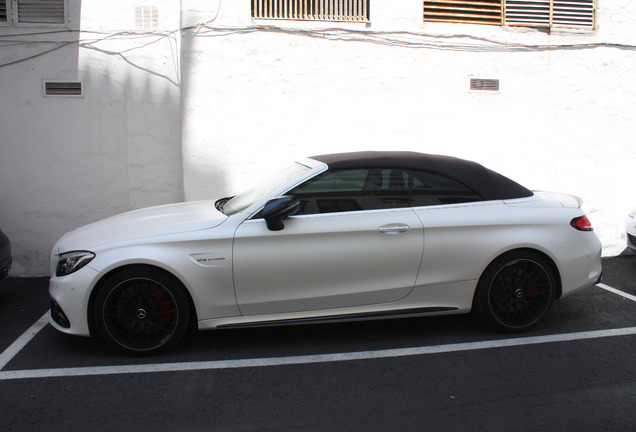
232;167;424;316
406;168;493;287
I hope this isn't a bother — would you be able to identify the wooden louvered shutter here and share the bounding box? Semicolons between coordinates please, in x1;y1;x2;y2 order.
423;1;503;26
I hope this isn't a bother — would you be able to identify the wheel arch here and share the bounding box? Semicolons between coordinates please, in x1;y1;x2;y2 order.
476;247;563;303
87;263;199;338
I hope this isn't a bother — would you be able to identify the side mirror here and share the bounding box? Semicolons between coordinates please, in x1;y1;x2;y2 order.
262;196;301;231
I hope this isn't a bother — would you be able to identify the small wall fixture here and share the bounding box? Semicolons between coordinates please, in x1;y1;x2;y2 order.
136;6;158;30
470;78;500;92
44;81;83;97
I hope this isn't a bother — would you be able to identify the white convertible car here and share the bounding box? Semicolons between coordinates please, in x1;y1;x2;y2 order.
49;152;602;354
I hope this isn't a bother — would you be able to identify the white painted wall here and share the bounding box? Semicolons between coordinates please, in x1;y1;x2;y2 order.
0;0;183;276
1;0;634;276
181;0;636;257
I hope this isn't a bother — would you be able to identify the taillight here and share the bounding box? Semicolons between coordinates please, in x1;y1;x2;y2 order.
570;215;594;231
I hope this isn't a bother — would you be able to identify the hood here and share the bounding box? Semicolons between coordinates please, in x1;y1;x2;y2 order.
56;201;227;253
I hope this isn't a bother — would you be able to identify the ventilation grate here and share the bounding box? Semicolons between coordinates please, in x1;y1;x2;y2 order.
44;81;83;97
135;5;158;30
470;78;500;91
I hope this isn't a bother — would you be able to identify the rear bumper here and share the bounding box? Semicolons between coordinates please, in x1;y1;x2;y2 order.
48;267;99;337
626;216;636;251
553;231;603;298
0;231;11;279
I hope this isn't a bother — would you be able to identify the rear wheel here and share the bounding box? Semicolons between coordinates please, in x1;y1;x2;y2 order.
475;251;556;332
93;267;191;354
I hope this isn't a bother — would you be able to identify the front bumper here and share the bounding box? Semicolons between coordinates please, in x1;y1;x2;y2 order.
48;267;100;337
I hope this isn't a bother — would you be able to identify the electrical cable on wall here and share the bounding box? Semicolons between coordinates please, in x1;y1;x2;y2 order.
0;21;634;70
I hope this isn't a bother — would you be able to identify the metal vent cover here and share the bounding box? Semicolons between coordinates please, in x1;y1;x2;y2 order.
44;81;83;97
470;78;500;92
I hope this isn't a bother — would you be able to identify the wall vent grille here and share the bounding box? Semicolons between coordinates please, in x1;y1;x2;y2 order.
44;81;83;97
135;5;158;30
470;78;500;91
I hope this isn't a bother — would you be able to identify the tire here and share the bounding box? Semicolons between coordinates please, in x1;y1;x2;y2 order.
93;267;191;354
474;251;556;332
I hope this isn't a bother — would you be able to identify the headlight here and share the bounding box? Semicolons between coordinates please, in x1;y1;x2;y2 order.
56;251;95;276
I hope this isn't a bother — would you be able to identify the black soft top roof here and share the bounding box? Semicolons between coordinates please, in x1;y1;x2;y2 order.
310;151;533;201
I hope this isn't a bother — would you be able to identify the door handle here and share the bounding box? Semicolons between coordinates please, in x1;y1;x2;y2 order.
378;224;410;234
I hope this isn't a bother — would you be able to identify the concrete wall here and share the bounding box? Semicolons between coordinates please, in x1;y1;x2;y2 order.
1;0;634;276
0;0;183;276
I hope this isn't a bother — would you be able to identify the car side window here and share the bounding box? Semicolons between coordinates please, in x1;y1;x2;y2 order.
408;169;482;207
289;168;411;215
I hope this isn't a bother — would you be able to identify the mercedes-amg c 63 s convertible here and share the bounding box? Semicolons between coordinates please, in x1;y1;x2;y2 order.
49;151;602;354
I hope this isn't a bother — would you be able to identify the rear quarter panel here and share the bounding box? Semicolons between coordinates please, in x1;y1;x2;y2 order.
412;199;585;292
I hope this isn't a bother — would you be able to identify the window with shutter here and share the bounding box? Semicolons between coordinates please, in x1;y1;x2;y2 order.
552;0;594;27
424;0;594;29
1;0;7;23
1;0;68;26
505;0;594;28
252;0;370;22
16;0;65;24
423;1;503;26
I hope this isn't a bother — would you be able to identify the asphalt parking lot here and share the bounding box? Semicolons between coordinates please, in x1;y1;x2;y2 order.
1;254;635;431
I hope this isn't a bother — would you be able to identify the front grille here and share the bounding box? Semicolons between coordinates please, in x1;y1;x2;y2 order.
628;234;636;250
50;299;71;328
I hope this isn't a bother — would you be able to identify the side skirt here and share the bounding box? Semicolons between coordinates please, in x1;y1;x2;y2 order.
216;307;458;329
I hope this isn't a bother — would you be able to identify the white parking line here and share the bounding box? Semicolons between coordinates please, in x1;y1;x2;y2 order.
596;283;636;303
2;326;636;381
1;283;634;381
0;311;49;371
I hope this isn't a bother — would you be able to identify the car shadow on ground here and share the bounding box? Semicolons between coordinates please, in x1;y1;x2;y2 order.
2;255;635;370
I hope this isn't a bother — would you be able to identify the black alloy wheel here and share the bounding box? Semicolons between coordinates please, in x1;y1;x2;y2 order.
475;251;556;331
94;267;191;354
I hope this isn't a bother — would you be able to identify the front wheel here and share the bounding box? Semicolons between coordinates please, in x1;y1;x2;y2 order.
474;252;556;332
93;267;191;354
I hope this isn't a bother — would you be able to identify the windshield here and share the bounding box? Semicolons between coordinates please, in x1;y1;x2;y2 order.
222;162;313;215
